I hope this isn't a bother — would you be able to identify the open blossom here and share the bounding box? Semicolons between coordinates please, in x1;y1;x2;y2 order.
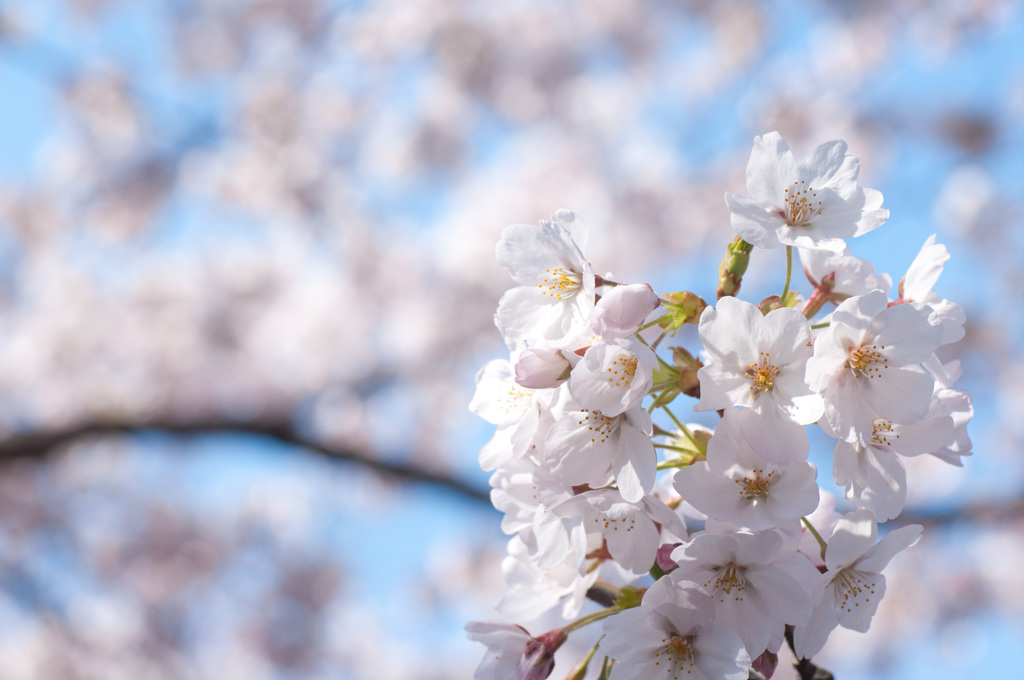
896;234;966;345
568;337;657;417
674;409;819;531
793;510;922;659
725;132;889;253
831;394;956;520
544;393;656;503
602;579;750;680
495;210;596;348
551;488;688;574
670;530;819;657
470;358;548;470
807;290;942;441
695;295;822;462
799;246;892;299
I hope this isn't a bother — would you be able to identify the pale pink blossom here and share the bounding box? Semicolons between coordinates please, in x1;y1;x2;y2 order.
725;132;889;253
793;510;922;659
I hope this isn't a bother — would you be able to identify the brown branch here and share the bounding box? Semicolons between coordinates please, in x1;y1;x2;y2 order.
785;626;835;680
0;418;492;505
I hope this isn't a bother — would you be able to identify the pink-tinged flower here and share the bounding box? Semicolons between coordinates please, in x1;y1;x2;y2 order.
807;290;942;441
725;132;889;253
798;246;892;315
670;530;819;657
601;579;751;680
674;409;819;532
495;210;596;348
896;234;966;345
569;337;657;417
695;297;822;463
589;283;661;339
465;621;565;680
793;509;922;659
552;488;688;574
544;397;656;504
514;348;575;389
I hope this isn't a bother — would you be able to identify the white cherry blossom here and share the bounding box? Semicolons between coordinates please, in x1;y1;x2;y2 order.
568;337;657;417
695;295;822;462
793;509;922;659
674;409;819;531
602;579;750;680
669;530;819;657
544;396;656;503
552;488;688;574
799;246;892;299
807;290;942;441
495;209;596;348
725;132;889;253
896;234;966;345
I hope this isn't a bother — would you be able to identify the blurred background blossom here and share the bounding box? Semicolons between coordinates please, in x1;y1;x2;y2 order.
0;0;1020;678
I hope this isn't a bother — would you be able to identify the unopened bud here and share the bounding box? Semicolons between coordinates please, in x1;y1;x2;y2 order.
717;237;753;299
751;650;779;679
758;295;784;314
592;283;661;338
655;542;681;574
659;291;708;333
519;630;565;680
515;349;573;389
671;346;703;399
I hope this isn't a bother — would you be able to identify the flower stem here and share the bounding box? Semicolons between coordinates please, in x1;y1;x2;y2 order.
801;516;828;560
565;637;604;680
565;607;623;635
782;246;793;303
660;405;698;448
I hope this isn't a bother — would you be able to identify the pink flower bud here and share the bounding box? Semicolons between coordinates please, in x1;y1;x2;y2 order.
517;629;566;680
655;542;681;573
590;283;660;338
514;349;572;388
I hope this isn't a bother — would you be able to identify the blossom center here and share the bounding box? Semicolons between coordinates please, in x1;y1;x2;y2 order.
607;353;639;388
655;634;696;676
705;563;747;602
833;568;878;614
782;180;823;226
745;352;780;393
870;418;899;447
735;469;775;500
847;343;888;379
537;267;582;301
577;408;618;444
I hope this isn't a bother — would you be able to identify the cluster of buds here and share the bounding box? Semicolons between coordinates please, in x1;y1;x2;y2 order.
468;132;972;679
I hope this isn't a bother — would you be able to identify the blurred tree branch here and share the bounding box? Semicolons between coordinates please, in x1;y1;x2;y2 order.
0;419;491;505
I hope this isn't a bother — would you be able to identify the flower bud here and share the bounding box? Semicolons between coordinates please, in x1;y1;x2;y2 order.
514;349;573;388
658;291;708;332
655;542;682;574
751;650;779;679
591;283;661;338
518;629;567;680
716;236;753;299
757;294;784;314
671;346;703;399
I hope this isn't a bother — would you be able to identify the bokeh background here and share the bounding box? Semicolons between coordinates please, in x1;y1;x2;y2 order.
0;1;1021;678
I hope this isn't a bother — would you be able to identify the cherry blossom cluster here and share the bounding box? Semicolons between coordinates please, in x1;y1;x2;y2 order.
467;132;972;680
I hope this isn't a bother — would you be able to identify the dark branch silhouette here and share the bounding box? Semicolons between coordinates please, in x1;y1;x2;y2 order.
0;419;491;505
